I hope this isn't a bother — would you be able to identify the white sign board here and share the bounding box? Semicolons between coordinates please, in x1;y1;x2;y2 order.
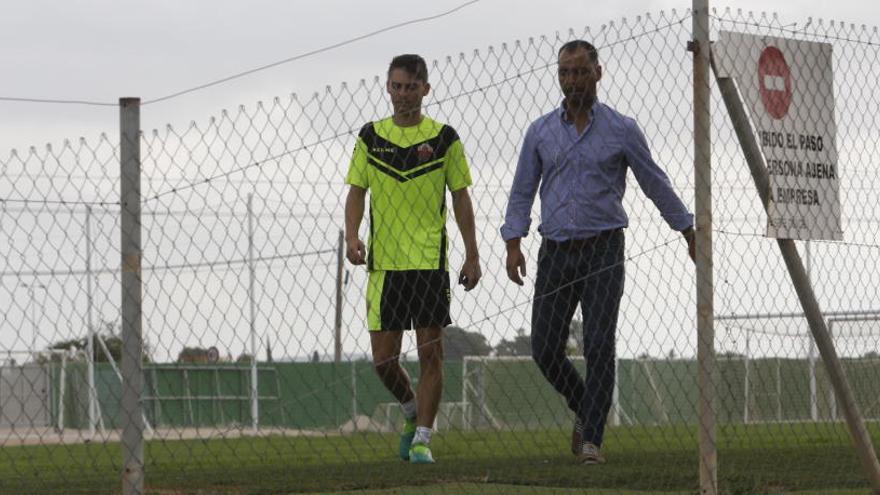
715;31;842;240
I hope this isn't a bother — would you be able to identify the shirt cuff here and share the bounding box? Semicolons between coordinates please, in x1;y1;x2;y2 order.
666;213;694;232
500;224;527;242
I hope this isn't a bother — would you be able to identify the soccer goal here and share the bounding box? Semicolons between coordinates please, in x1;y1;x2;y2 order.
717;311;880;423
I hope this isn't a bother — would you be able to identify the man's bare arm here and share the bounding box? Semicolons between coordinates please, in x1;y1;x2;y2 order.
344;186;367;265
451;188;481;291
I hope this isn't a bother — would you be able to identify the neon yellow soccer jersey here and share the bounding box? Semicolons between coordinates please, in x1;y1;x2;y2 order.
346;116;472;271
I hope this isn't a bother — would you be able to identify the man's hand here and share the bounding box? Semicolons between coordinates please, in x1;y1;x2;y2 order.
458;256;482;291
505;239;527;286
682;226;695;263
346;237;366;265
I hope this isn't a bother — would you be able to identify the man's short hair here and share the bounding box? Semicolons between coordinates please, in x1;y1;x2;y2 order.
558;40;599;63
388;54;429;83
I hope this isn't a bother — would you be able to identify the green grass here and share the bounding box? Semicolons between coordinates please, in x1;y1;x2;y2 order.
307;485;692;494
306;486;869;495
0;423;876;494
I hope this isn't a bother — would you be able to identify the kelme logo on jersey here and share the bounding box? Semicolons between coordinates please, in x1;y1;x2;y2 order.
372;147;396;154
417;143;434;162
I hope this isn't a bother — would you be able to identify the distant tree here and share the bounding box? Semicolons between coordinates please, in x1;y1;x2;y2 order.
178;347;211;363
46;338;85;362
47;319;150;363
236;353;254;364
494;327;532;357
442;326;491;360
311;351;320;363
99;334;124;363
862;351;880;359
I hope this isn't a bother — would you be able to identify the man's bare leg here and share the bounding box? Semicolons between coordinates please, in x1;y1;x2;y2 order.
414;326;444;429
371;329;420;461
370;330;414;403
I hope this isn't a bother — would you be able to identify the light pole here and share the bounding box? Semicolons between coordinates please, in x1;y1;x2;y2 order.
20;282;48;360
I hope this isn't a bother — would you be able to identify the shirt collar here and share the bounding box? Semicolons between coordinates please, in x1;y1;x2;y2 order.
558;99;599;124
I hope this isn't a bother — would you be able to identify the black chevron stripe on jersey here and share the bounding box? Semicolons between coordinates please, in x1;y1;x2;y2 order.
359;123;460;173
366;157;408;182
366;156;445;183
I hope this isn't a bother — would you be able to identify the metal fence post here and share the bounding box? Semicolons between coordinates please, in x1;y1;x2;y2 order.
335;229;344;363
58;350;67;433
120;96;144;495
85;205;97;438
691;1;717;493
247;193;259;433
806;242;819;421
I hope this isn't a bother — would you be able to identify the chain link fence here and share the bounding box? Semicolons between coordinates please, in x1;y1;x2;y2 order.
1;6;878;494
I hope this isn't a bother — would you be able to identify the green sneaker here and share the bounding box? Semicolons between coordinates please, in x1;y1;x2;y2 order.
399;418;417;461
409;442;435;464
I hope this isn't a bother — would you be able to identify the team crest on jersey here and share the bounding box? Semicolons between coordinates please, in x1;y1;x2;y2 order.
417;143;434;162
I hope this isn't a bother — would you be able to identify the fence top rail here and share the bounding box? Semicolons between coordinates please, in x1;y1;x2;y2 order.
3;349;86;355
146;364;278;371
716;310;880;321
142;394;280;401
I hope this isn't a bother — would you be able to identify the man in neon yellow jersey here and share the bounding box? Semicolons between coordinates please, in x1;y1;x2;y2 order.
344;54;481;464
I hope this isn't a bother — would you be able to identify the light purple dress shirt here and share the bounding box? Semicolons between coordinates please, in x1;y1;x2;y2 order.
501;101;693;242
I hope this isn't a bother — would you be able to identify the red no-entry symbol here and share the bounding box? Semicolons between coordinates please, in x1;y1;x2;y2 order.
758;46;792;119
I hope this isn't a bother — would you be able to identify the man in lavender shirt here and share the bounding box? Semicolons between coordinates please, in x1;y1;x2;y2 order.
500;40;695;465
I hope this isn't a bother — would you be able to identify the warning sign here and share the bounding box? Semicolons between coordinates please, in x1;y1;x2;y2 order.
714;31;842;241
758;46;792;119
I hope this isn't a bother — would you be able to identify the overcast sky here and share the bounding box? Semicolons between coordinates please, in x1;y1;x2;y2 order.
2;0;877;152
